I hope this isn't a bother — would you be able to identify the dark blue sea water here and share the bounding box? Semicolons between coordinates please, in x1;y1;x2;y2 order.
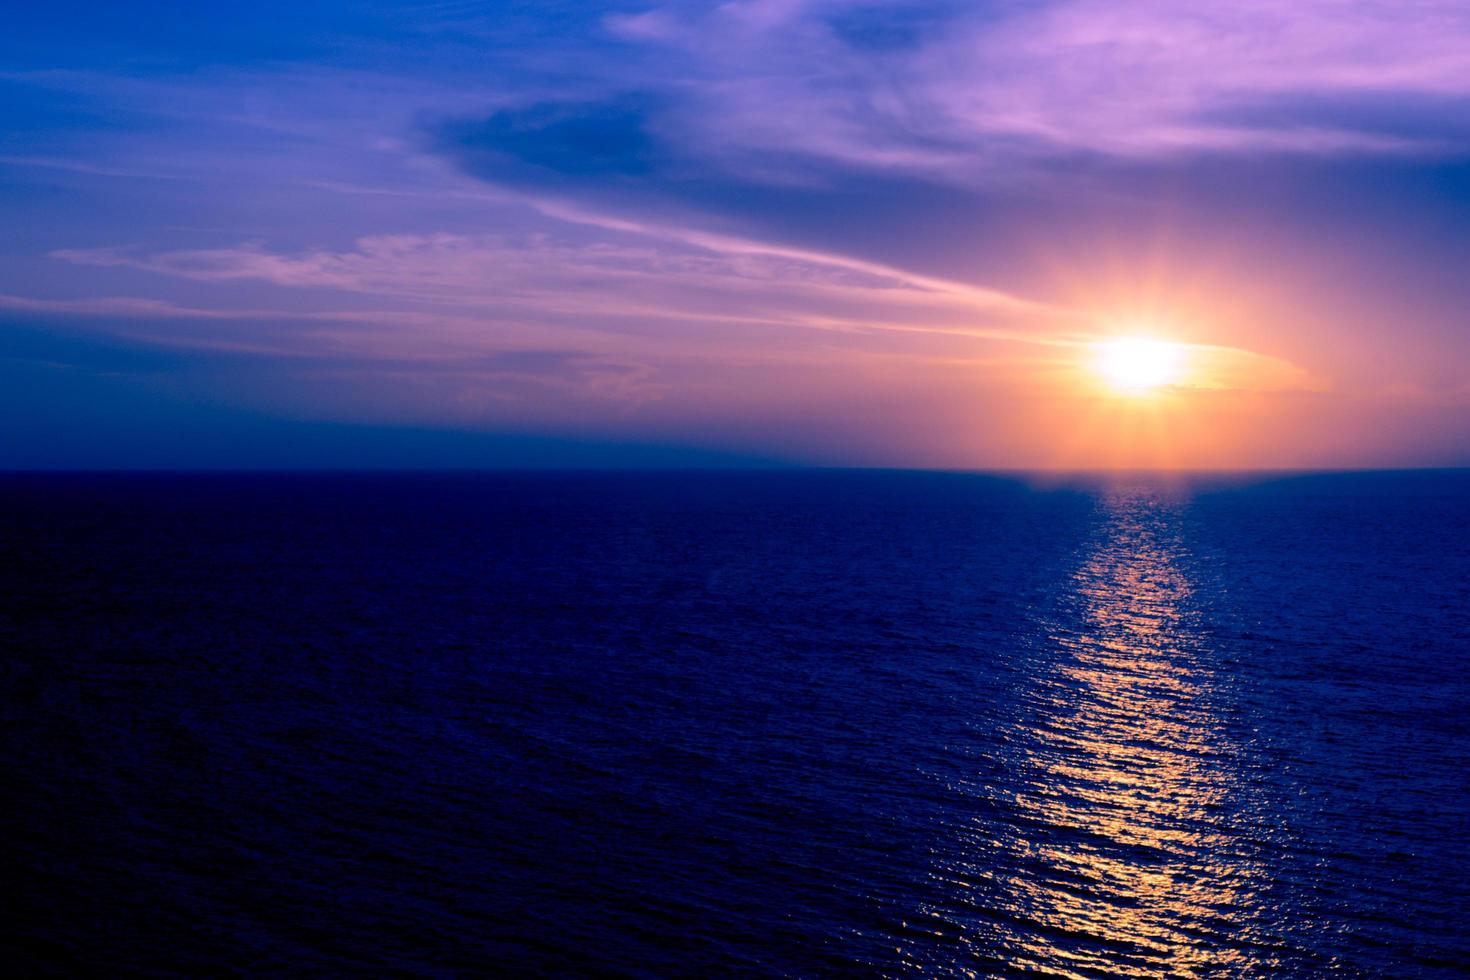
3;470;1468;977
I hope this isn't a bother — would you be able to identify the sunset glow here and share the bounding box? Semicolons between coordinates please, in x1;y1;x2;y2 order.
4;6;1469;977
1;1;1468;469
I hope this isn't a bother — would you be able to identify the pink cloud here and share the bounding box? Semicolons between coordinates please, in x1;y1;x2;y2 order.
48;232;1069;351
609;0;1470;169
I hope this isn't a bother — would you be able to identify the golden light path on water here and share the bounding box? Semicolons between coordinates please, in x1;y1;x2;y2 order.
897;486;1268;977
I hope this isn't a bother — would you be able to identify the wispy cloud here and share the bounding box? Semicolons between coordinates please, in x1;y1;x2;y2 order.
602;0;1470;170
47;229;1075;351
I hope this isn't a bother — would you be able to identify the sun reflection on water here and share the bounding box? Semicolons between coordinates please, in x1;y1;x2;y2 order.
899;485;1266;977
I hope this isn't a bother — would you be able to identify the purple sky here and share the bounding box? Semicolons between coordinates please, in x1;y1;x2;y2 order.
3;0;1469;467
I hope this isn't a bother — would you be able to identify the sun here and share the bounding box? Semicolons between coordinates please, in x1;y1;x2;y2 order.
1094;337;1185;394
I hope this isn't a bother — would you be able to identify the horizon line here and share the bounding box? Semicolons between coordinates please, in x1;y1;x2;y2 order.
3;465;1467;476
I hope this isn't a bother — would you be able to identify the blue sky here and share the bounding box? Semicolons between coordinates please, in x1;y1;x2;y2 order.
4;1;1469;467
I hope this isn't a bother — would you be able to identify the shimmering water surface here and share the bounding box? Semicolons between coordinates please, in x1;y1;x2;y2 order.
3;471;1468;977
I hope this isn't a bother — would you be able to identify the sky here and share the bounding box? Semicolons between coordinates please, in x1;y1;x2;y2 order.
3;0;1469;469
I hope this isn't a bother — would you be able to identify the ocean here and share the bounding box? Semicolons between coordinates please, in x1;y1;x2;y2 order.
3;470;1467;977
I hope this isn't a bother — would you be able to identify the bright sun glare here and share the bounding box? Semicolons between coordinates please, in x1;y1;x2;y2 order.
1095;338;1185;393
